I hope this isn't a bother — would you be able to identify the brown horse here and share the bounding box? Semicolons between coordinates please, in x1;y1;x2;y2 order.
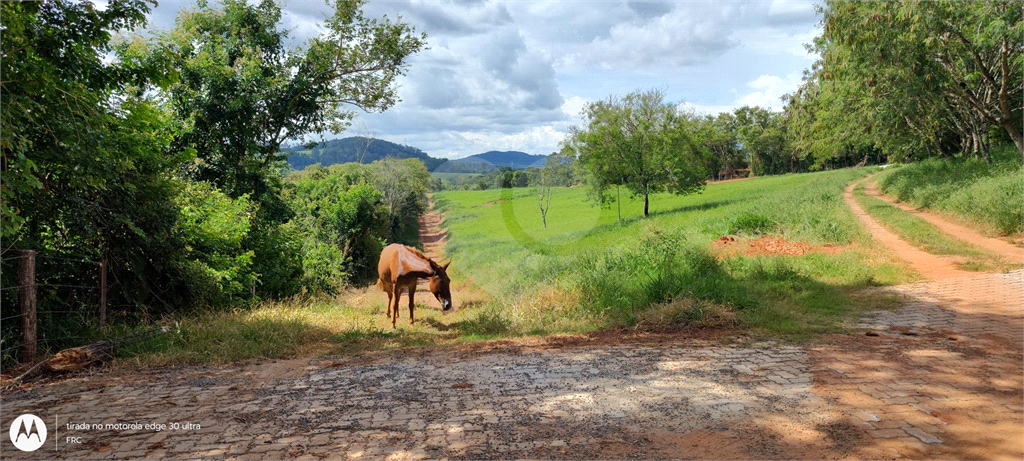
376;243;452;328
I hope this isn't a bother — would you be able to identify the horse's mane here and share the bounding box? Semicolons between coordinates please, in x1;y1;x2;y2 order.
402;245;435;264
401;244;447;274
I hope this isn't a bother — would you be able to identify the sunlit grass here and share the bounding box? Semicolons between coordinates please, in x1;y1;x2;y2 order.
435;168;911;340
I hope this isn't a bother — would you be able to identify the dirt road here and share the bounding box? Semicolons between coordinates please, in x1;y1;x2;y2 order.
1;185;1020;460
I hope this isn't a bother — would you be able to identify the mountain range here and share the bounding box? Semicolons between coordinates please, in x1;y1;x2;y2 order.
282;137;547;173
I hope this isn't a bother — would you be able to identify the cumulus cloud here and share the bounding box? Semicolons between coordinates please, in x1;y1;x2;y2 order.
736;72;804;111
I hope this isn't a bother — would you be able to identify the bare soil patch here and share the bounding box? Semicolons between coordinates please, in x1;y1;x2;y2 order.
714;235;846;257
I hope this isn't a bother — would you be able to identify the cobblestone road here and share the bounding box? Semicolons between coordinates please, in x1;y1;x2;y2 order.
2;271;1021;460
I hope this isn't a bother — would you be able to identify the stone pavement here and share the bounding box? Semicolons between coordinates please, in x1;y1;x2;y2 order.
812;270;1023;460
2;342;834;459
2;271;1021;459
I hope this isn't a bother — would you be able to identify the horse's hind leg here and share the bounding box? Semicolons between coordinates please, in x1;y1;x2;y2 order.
408;286;416;325
390;287;401;328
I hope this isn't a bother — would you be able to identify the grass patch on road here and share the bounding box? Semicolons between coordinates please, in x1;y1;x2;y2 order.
853;182;1005;272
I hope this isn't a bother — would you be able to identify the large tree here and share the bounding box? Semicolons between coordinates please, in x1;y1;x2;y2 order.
140;0;426;295
146;0;427;205
0;0;210;310
817;0;1023;159
566;89;709;217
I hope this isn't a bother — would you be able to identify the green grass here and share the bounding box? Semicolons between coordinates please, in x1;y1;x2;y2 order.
876;146;1023;237
435;168;909;340
115;290;509;368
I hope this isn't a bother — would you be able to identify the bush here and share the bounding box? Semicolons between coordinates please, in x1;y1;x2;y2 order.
574;227;754;324
728;212;776;235
174;182;257;306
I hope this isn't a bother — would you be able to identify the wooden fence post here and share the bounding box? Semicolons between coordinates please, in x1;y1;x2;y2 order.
99;259;107;328
17;250;36;363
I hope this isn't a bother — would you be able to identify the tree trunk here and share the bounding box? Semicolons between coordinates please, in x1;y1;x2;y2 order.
643;188;650;217
1000;119;1024;160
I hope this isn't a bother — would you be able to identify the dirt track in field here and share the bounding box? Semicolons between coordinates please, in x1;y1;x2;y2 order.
1;183;1021;460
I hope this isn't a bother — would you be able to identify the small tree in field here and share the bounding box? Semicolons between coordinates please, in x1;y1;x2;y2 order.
566;89;709;217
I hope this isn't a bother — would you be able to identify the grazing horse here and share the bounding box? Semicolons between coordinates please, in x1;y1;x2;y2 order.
376;243;452;328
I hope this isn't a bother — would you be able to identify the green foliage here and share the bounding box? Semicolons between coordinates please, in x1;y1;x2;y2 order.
0;0;432;366
793;1;1024;162
0;0;205;314
878;152;1024;236
566;88;710;217
286;159;430;291
733;106;793;175
148;0;427;201
174;182;256;305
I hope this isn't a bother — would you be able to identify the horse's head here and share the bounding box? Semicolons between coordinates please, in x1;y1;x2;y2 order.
429;260;452;311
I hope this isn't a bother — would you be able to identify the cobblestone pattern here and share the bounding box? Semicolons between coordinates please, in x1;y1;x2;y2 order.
2;344;828;460
814;270;1024;459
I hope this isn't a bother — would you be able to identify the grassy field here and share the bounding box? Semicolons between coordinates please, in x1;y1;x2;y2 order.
121;167;920;367
876;146;1023;237
434;168;910;339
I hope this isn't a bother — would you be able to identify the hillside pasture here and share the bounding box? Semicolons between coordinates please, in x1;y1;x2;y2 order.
435;167;909;339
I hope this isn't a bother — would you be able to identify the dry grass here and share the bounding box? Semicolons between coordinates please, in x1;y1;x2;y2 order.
633;298;742;331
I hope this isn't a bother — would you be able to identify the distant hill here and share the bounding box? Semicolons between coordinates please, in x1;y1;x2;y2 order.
283;137;546;173
471;151;548;168
435;151;547;173
283;137;445;171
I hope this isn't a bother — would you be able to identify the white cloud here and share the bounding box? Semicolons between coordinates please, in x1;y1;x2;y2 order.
736;72;803;111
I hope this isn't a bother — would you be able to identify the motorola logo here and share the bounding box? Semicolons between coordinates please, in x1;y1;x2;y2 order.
9;414;47;452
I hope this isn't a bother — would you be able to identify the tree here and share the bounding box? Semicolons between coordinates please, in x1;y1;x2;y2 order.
368;158;431;243
566;89;709;217
694;113;745;179
733;106;791;175
0;0;221;312
140;0;426;295
816;1;1023;159
149;0;427;202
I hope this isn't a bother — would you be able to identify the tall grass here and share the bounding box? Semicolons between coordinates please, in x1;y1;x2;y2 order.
877;145;1023;236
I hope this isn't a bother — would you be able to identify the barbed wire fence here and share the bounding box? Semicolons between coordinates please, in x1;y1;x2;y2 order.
1;250;112;366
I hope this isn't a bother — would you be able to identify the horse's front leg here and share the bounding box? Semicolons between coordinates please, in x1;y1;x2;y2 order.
408;285;416;325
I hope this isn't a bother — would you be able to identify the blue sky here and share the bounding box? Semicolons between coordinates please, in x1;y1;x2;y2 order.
144;1;822;159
